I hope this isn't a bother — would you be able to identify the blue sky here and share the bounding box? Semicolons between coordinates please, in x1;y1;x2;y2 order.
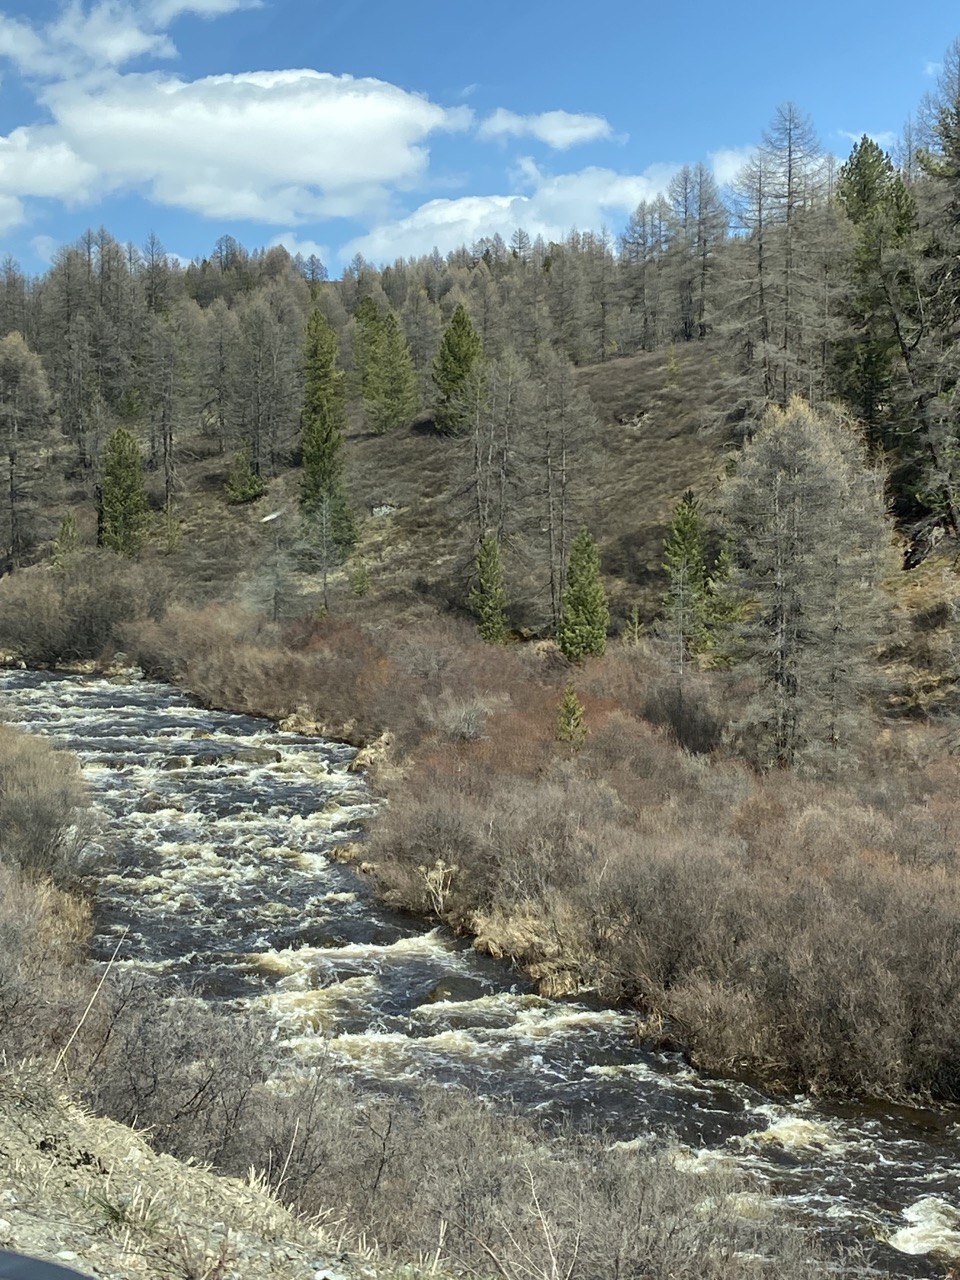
0;0;956;275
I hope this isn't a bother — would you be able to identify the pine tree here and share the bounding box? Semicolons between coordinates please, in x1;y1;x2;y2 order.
556;681;588;751
101;426;148;557
558;529;609;661
365;311;418;433
433;303;484;433
300;307;354;548
720;397;894;773
468;534;509;643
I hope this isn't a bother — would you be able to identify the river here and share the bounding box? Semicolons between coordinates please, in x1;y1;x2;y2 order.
2;668;958;1276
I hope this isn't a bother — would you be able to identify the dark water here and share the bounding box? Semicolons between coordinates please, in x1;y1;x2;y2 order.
2;669;958;1276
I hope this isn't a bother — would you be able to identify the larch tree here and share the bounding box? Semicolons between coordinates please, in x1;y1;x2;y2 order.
558;528;609;661
432;303;484;433
0;333;54;571
101;425;148;557
720;397;895;774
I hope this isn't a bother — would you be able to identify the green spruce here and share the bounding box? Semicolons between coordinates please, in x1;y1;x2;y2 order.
432;303;483;434
101;426;148;557
468;534;509;643
558;528;609;661
366;312;418;433
224;447;266;504
300;307;355;548
556;682;588;751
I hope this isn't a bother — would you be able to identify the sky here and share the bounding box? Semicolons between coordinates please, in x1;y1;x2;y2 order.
0;0;956;275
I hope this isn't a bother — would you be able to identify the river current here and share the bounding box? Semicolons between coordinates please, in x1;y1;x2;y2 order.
2;668;959;1276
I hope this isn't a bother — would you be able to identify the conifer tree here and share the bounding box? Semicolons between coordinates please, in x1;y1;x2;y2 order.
720;397;894;773
468;534;509;643
365;311;418;433
835;135;917;452
433;303;484;433
352;296;381;400
225;447;266;504
101;426;148;557
659;490;709;710
556;681;588;751
558;529;609;661
300;307;354;548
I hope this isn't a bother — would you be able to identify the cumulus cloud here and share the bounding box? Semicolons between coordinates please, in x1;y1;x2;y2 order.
270;232;331;264
0;0;256;76
479;107;614;149
0;68;470;225
341;161;679;263
709;145;755;186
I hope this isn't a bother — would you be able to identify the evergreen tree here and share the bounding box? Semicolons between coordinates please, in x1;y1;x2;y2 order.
224;447;266;504
720;397;894;773
352;296;382;400
432;303;484;433
558;529;609;661
835;135;917;454
659;490;709;707
556;681;588;751
300;307;354;548
101;426;148;557
365;311;418;433
468;534;509;643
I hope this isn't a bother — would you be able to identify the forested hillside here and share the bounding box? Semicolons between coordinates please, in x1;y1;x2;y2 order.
5;24;960;1159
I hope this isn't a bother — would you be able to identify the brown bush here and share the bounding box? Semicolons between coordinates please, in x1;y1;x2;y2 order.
0;552;170;665
0;723;93;883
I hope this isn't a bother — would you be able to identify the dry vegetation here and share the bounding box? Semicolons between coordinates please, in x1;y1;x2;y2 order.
79;589;959;1104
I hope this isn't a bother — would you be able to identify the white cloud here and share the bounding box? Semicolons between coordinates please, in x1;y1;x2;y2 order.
270;232;330;263
5;68;471;224
0;193;25;234
479;107;614;149
0;0;256;76
148;0;260;21
342;161;678;263
30;234;59;263
924;60;943;78
709;145;755;186
838;129;897;151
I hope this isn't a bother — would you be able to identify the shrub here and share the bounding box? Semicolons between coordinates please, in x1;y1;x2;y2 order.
0;553;170;665
0;725;93;883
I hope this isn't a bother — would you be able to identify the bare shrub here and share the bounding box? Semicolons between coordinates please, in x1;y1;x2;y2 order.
0;724;93;883
0;863;92;1060
0;552;170;665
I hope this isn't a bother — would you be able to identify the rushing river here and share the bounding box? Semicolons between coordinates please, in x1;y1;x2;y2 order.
2;668;959;1276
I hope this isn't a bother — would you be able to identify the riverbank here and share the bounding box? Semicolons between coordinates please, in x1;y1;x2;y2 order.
109;604;960;1107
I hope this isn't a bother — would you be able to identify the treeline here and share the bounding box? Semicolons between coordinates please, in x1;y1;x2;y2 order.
0;43;959;557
